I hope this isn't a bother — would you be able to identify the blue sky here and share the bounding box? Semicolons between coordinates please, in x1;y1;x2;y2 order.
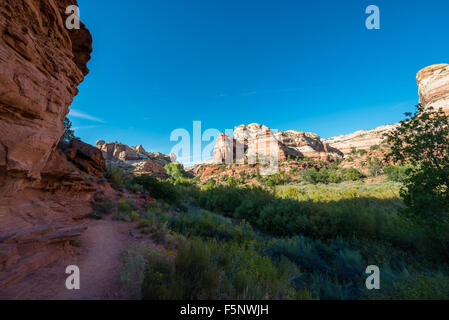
71;0;449;165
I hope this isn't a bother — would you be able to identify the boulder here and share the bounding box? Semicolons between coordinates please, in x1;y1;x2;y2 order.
65;139;106;176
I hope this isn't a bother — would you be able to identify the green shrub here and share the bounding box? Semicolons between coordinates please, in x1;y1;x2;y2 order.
90;200;115;219
342;168;366;181
131;175;180;204
368;268;449;300
120;243;151;299
114;199;139;221
383;164;413;183
103;166;124;189
141;238;298;300
302;167;364;184
164;163;187;180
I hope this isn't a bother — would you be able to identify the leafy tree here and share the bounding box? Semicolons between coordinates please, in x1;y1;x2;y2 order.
368;157;383;177
164;163;187;180
385;104;449;231
58;117;77;150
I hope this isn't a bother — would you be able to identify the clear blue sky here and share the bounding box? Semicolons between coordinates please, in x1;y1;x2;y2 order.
71;0;449;165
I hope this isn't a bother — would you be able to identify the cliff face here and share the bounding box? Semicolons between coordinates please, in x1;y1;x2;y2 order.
417;63;449;113
0;0;92;196
212;123;343;164
323;124;396;155
0;0;99;288
96;141;174;178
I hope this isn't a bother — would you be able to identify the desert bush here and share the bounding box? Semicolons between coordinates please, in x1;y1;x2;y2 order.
120;243;151;299
90;200;115;219
383;164;413;183
114;199;139;221
302;167;364;184
103;166;124;189
164;163;187;180
368;267;449;300
131;175;180;204
342;168;366;181
141;238;299;300
197;185;243;215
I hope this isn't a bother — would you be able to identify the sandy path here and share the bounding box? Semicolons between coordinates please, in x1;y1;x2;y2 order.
0;218;138;300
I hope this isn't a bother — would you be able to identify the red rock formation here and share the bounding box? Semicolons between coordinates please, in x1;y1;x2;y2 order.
64;139;106;176
417;63;449;113
323;124;396;155
211;123;343;164
96;140;173;178
0;0;97;288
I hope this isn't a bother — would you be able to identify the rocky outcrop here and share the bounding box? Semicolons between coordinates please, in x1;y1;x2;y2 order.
0;0;96;288
64;139;106;176
324;124;396;155
212;123;343;164
417;63;449;113
96;141;174;178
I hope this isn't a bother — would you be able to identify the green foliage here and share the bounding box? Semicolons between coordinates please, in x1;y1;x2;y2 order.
385;105;449;230
141;238;298;300
368;157;383;177
57;117;77;150
121;171;449;300
89;200;115;219
383;164;414;183
114;199;139;221
103;166;124;189
120;243;151;299
130;175;180;204
164;163;187;180
302;167;365;184
368;268;449;300
259;171;291;187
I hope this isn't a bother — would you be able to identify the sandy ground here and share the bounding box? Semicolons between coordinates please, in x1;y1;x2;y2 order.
0;217;139;300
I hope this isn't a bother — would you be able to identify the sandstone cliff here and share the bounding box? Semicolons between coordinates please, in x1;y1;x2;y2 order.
0;0;102;288
323;124;396;155
96;141;175;178
416;63;449;113
212;123;343;164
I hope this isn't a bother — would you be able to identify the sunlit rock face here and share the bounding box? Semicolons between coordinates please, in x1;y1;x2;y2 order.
323;124;397;155
417;63;449;113
211;123;343;164
96;141;174;178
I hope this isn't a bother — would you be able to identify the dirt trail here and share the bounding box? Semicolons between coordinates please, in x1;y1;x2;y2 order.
0;218;138;300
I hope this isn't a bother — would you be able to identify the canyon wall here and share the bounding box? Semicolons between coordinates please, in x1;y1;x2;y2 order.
212;123;343;164
96;141;174;178
0;0;99;288
417;63;449;113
